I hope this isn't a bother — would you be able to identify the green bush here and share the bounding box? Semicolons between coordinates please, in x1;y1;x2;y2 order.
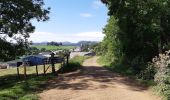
150;50;170;100
138;62;156;80
58;56;87;73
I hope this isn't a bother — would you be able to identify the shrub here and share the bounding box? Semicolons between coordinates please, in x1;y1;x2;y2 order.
151;50;170;100
138;62;156;80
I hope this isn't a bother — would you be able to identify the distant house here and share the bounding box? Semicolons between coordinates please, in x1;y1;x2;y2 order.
3;59;23;68
74;47;81;52
38;52;51;57
23;55;48;66
0;63;8;69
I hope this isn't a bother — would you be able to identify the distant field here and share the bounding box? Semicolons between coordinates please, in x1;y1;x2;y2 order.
31;45;76;50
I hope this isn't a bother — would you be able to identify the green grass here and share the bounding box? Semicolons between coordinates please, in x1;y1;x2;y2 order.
97;56;111;66
97;56;135;75
58;56;90;73
97;56;156;86
0;64;60;100
0;74;54;100
31;45;75;50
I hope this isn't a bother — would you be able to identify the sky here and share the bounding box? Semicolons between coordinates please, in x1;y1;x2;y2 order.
29;0;108;43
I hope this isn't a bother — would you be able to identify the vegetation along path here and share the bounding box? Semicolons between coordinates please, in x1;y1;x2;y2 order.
39;57;161;100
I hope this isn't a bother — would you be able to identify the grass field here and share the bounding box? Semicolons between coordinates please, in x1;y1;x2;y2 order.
0;64;60;77
0;64;60;100
31;45;76;50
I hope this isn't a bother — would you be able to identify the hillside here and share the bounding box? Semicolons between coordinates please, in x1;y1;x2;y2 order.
32;41;99;46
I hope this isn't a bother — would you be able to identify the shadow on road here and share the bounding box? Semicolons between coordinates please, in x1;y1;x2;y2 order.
40;65;148;92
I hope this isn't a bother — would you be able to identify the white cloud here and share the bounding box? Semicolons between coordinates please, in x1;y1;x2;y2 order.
80;13;93;18
75;32;104;38
92;0;104;9
29;31;105;43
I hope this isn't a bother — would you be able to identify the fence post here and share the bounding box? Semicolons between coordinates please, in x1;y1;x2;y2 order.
43;63;46;75
17;66;20;78
24;62;27;78
66;55;69;66
50;53;57;75
66;51;70;66
36;64;38;76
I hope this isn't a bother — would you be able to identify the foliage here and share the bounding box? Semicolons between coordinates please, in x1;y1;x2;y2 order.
58;56;87;73
100;16;120;63
81;43;98;52
150;50;170;100
40;48;46;52
137;62;156;80
47;41;62;46
0;0;50;61
0;39;26;61
99;0;170;74
97;56;111;66
27;47;40;55
98;3;170;99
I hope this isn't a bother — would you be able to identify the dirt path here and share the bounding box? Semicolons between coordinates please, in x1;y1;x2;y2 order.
39;57;161;100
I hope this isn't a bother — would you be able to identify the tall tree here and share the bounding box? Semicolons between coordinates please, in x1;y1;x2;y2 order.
101;16;120;63
0;0;50;61
101;0;170;72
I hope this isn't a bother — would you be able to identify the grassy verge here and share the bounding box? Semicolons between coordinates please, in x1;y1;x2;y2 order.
0;64;60;100
152;85;169;100
58;56;90;73
97;56;155;86
97;56;112;66
97;56;133;75
0;75;54;100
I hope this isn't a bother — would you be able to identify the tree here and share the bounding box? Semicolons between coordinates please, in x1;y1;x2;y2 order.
0;0;50;61
0;38;26;61
40;48;46;52
47;41;63;46
101;0;170;72
27;47;40;55
101;16;120;63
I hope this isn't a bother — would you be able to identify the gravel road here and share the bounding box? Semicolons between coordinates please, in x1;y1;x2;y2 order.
39;57;161;100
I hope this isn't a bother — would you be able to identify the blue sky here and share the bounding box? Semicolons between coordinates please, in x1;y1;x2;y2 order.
29;0;108;43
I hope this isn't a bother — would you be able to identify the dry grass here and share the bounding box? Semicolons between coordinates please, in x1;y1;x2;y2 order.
0;64;60;100
0;64;60;77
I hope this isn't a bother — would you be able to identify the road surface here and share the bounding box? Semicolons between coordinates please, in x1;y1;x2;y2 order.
39;57;161;100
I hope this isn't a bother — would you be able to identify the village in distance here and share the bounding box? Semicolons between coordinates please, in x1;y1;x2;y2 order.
0;41;98;69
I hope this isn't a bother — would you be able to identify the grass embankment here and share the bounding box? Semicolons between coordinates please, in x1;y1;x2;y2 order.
97;56;155;86
0;56;88;100
97;56;140;76
0;64;60;100
58;56;89;73
31;45;75;50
